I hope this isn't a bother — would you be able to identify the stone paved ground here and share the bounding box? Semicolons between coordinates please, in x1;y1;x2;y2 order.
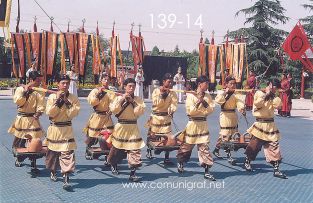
0;96;312;203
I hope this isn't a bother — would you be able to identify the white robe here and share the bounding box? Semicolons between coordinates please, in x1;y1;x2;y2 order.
67;71;78;96
173;73;185;103
135;72;144;99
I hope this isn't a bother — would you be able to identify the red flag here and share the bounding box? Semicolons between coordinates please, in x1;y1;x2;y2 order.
282;22;311;60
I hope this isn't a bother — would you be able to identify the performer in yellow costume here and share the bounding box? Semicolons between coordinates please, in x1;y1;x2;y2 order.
45;74;80;190
176;76;216;181
146;73;178;163
212;76;245;165
108;78;146;182
8;71;45;171
84;74;116;164
244;78;287;179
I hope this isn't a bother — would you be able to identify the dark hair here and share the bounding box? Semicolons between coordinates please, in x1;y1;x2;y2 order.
162;73;173;82
196;75;209;86
28;71;42;81
225;76;236;84
56;74;70;83
267;78;280;88
123;78;136;86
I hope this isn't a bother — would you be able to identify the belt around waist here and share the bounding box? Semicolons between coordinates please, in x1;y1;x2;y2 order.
152;111;169;116
117;119;137;124
94;110;108;115
17;112;35;117
50;121;72;127
46;138;75;143
256;118;274;123
221;109;236;112
188;117;207;121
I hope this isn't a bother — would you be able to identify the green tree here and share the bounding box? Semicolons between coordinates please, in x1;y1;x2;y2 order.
151;46;160;56
300;0;313;43
229;0;289;77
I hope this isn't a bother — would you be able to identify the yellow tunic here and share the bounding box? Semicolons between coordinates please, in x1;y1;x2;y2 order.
45;93;80;152
215;92;245;136
247;90;282;142
8;86;45;139
182;93;215;144
84;88;116;138
109;96;146;150
147;88;178;134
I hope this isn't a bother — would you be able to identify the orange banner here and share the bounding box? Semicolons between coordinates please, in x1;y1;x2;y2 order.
226;44;232;74
219;45;225;84
198;42;206;76
30;32;41;70
238;43;245;83
77;33;89;76
23;33;32;69
46;31;58;75
208;44;218;83
232;44;239;80
110;35;117;78
91;34;101;75
14;33;25;77
40;32;47;87
65;32;76;65
130;34;140;72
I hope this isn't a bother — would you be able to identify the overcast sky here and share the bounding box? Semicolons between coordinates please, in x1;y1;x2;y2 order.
3;0;310;51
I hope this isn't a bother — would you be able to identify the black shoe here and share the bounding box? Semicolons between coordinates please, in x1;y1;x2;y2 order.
111;165;119;175
63;173;71;191
103;155;110;167
31;168;40;174
213;148;222;159
272;161;287;179
177;162;184;174
129;175;141;182
228;157;237;166
244;157;252;172
146;149;153;159
50;172;57;182
204;172;216;181
15;159;23;167
164;158;173;165
274;169;287;179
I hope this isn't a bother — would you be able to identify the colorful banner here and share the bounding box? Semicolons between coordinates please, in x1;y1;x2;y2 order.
30;32;41;70
23;33;32;69
77;32;89;76
59;33;66;74
91;34;101;75
14;33;25;77
0;0;12;27
65;32;76;65
208;44;218;83
225;45;232;74
46;31;58;75
10;33;18;78
232;44;239;81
